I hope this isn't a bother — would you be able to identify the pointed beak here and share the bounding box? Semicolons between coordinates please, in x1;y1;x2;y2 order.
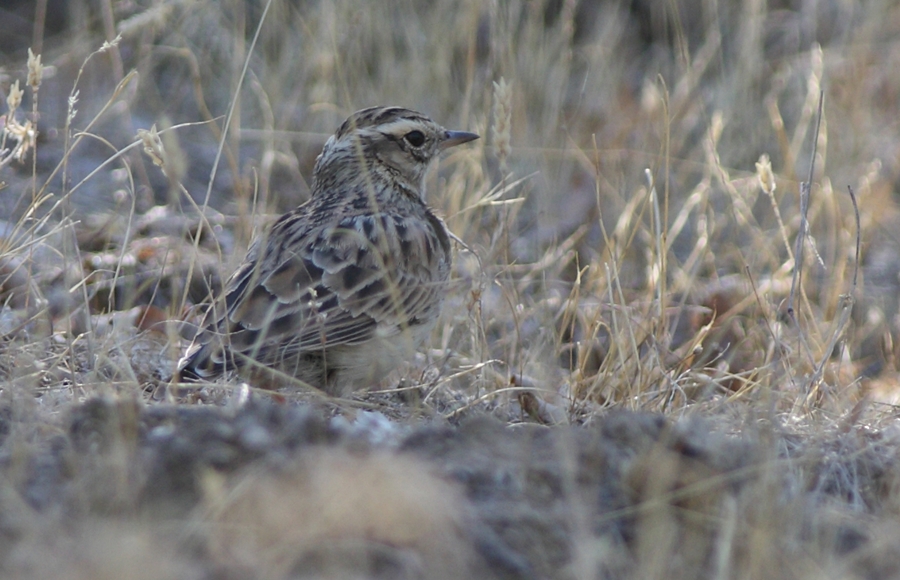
440;130;480;150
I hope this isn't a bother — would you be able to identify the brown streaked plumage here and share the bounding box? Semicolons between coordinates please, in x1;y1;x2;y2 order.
178;106;479;395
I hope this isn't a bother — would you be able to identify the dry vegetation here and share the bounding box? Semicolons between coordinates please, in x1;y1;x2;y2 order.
2;0;900;578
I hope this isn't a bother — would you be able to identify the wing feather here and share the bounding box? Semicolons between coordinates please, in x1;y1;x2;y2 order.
186;208;449;375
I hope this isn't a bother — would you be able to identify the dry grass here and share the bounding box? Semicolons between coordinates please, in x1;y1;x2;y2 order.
2;0;900;578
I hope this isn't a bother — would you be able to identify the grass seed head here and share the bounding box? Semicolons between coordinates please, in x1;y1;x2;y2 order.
756;153;775;195
137;124;167;174
492;78;512;175
27;49;43;91
7;80;23;114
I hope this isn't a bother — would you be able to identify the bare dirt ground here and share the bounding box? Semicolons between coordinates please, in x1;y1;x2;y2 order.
3;1;900;578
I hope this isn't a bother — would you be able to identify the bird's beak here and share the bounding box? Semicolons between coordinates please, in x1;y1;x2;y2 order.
440;130;480;150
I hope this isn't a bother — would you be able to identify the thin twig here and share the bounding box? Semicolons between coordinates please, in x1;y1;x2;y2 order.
787;90;824;319
806;185;862;410
846;186;861;291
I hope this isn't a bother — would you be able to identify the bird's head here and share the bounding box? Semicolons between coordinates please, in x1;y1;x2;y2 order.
314;106;479;199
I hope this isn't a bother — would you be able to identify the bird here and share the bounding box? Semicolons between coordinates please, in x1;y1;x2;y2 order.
178;106;479;395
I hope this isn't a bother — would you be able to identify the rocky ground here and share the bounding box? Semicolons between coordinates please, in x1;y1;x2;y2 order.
2;390;900;580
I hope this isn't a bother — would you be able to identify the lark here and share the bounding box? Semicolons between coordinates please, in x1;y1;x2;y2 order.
178;107;479;395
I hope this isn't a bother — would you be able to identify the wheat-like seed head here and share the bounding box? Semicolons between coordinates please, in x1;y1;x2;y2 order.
491;78;513;175
26;49;43;91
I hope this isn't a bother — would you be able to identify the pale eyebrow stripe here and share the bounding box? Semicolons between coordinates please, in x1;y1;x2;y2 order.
379;119;427;137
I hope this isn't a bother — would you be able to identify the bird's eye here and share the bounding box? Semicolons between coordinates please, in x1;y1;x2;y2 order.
403;130;426;147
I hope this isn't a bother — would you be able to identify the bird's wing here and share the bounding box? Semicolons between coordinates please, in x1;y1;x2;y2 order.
182;210;448;375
